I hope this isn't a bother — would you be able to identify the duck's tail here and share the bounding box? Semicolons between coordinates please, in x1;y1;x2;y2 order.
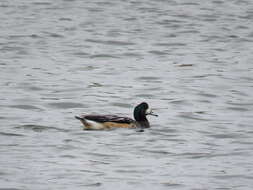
75;116;104;130
75;116;83;120
75;116;90;126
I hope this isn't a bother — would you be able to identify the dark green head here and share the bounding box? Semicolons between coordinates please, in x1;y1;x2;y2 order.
133;102;158;128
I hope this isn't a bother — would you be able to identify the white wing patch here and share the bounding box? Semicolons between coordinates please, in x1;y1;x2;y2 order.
84;119;105;130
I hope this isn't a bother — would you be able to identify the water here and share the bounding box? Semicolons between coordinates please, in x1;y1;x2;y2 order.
1;0;253;189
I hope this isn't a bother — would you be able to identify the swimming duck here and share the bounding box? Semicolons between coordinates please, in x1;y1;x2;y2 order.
75;102;157;130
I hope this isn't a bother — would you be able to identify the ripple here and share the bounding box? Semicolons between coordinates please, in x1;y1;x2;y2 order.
7;35;27;39
161;182;184;187
227;107;249;112
48;102;85;109
177;64;194;67
197;92;218;98
149;50;168;55
60;154;76;158
87;152;120;158
110;102;132;108
16;124;68;132
73;51;89;58
82;182;102;187
89;54;119;59
134;93;155;98
213;174;253;179
231;140;253;145
27;86;44;91
86;39;135;46
48;33;64;38
9;105;42;111
0;171;7;176
105;40;135;46
79;169;104;174
89;160;110;165
178;112;210;121
177;152;211;159
88;82;103;88
226;101;253;106
29;34;42;39
0;132;24;137
170;100;189;105
154;42;186;47
136;76;161;82
208;133;244;139
0;4;8;8
115;168;153;174
121;52;142;58
32;2;52;5
141;149;172;155
150;127;179;135
59;17;72;21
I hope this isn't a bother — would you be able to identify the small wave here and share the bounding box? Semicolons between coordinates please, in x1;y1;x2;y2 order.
110;102;132;108
48;102;85;109
154;42;186;47
89;54;119;59
0;132;24;137
10;105;43;111
16;124;68;132
86;39;135;46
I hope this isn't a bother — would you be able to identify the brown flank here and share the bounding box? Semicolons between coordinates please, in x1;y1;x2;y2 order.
103;122;136;129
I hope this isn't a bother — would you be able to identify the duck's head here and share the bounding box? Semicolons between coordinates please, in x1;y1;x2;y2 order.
133;102;158;128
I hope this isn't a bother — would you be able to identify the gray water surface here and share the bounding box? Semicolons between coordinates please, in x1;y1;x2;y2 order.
1;0;253;189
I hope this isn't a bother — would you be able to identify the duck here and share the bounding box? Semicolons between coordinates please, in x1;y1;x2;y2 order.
75;102;157;130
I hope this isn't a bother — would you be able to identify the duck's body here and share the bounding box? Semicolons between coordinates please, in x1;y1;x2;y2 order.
75;102;157;130
75;114;136;130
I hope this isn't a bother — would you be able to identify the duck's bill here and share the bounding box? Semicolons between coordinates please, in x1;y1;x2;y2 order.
149;112;158;117
145;108;158;117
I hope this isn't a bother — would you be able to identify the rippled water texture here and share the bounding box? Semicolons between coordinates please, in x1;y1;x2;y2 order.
1;0;253;189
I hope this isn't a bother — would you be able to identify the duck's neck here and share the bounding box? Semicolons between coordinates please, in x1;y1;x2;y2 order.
136;120;150;128
134;115;150;128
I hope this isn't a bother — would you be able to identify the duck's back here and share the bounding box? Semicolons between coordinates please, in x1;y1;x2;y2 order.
83;114;134;123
